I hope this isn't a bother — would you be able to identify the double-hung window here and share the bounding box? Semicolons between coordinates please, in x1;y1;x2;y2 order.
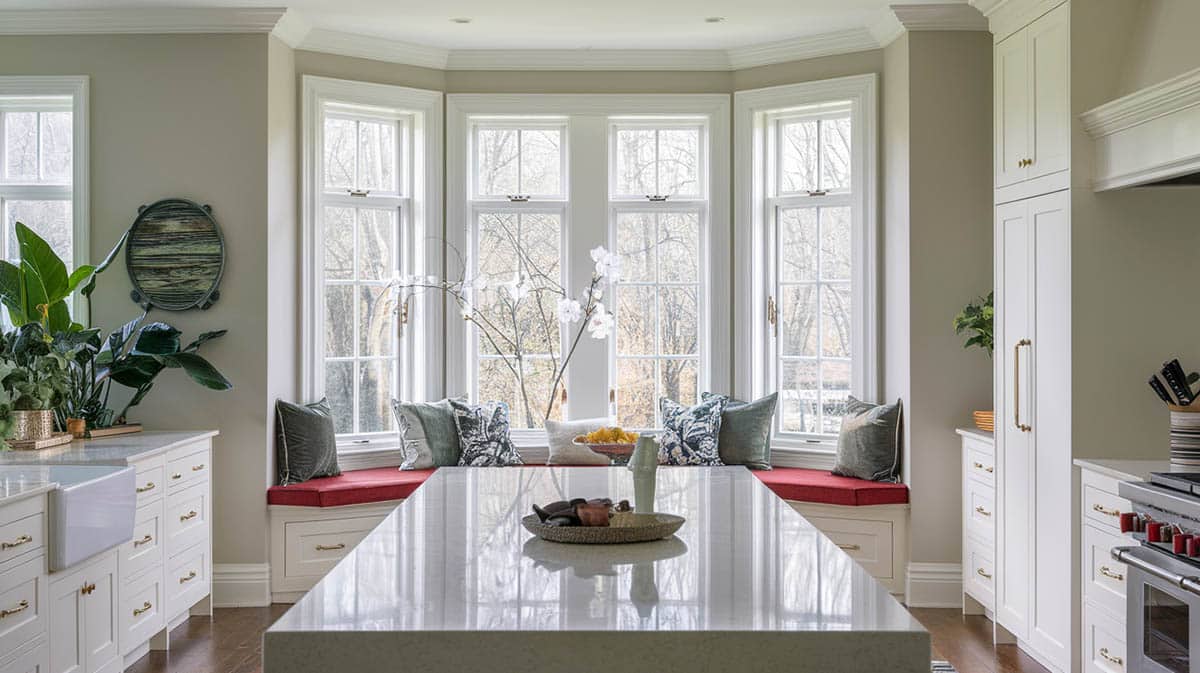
302;76;441;455
447;95;729;444
735;75;877;458
0;77;88;310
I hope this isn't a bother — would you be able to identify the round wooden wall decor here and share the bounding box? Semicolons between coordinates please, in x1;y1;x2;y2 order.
126;198;225;311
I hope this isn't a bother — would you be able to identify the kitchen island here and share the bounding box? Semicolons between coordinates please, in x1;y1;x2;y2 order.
264;466;929;673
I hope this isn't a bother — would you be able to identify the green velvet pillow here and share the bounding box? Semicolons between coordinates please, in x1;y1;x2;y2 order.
392;399;463;470
275;399;341;486
831;396;903;482
703;392;777;470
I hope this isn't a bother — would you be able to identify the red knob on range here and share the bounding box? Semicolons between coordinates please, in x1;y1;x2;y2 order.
1189;537;1200;558
1147;522;1163;543
1176;534;1193;555
1120;512;1137;533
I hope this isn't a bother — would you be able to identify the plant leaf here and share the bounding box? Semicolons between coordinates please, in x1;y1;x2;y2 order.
0;260;28;325
45;301;72;333
81;229;129;299
132;322;182;355
19;260;50;326
15;222;69;304
160;352;232;390
183;330;227;352
66;264;96;295
108;354;164;388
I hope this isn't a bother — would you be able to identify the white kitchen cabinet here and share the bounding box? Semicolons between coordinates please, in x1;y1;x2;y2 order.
994;188;1071;670
959;429;996;616
47;548;119;673
994;1;1070;201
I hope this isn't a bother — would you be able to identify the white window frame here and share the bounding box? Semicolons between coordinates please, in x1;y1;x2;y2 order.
734;74;878;469
447;94;730;452
0;76;89;318
301;75;442;461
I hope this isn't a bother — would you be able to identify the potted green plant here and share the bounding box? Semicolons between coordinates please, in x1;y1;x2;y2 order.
0;323;72;441
954;291;994;432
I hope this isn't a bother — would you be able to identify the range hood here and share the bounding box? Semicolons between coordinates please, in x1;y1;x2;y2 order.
1080;66;1200;191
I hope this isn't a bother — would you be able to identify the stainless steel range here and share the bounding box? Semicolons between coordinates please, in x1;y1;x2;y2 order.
1118;473;1200;673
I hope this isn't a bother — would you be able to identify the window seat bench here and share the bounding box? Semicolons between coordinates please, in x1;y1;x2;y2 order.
268;466;910;602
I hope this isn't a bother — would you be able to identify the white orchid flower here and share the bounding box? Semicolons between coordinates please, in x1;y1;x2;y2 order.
556;297;583;323
586;309;614;339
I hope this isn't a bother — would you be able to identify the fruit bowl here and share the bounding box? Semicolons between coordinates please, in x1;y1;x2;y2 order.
574;441;635;464
573;427;639;465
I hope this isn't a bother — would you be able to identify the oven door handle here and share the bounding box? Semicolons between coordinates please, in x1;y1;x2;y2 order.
1113;546;1200;596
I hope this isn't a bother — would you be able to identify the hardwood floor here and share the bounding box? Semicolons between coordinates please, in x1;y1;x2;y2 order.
126;606;1049;673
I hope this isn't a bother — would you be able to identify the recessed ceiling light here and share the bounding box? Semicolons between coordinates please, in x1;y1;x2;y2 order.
451;17;472;24
704;16;725;23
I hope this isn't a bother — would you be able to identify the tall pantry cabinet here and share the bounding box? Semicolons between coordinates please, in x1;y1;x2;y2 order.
989;1;1074;672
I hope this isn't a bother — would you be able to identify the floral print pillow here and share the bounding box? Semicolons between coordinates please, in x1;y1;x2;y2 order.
658;395;728;466
450;399;523;467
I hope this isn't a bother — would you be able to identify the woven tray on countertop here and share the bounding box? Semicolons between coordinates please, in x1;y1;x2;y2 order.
522;512;685;544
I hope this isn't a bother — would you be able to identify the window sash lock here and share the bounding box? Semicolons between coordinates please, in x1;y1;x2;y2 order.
646;194;669;202
506;194;530;202
348;188;371;197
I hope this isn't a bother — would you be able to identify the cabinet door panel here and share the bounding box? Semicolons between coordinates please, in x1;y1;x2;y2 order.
82;552;118;672
48;574;83;673
1028;3;1070;180
995;30;1030;189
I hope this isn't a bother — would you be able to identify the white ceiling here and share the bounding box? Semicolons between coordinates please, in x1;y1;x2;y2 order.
2;0;914;51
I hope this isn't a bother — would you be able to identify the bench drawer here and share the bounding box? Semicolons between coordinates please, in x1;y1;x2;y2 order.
806;516;893;579
166;444;209;492
284;515;386;580
1084;603;1126;673
120;569;163;656
0;554;45;659
0;502;43;568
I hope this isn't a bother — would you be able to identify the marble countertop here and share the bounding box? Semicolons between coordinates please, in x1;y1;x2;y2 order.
1074;457;1172;482
265;467;928;673
956;427;994;442
0;430;217;466
0;464;133;507
0;471;53;506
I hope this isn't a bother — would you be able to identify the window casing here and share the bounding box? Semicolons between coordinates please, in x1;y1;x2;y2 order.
0;77;88;318
302;76;442;457
734;75;878;464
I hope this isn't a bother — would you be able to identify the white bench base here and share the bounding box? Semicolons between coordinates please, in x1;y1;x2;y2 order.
785;500;910;599
270;501;400;603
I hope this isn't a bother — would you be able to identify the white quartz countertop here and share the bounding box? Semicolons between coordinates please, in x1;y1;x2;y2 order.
265;467;928;673
956;427;994;442
0;471;53;506
0;430;217;466
0;464;132;506
1074;457;1172;482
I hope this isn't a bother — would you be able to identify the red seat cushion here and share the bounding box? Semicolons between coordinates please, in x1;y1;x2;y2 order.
753;467;909;506
267;467;436;507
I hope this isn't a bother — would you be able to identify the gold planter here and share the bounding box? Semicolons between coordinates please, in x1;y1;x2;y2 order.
11;410;55;442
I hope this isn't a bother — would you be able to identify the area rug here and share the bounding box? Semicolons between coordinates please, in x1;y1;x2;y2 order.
932;662;957;672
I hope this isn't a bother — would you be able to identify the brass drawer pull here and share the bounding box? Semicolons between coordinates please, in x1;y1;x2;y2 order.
1;534;33;550
180;510;198;522
836;543;860;552
975;505;992;517
171;473;183;480
134;534;153;548
977;568;992;580
0;600;29;618
133;601;152;617
179;570;197;584
192;464;205;472
1099;647;1123;666
136;482;156;494
81;583;96;596
1093;503;1120;517
985;466;994;473
1099;565;1125;582
316;543;346;552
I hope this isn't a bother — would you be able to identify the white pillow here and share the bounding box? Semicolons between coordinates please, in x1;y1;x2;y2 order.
545;417;614;465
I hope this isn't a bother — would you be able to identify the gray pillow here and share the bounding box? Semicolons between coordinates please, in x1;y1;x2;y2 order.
275;399;341;486
659;396;727;466
831;396;902;482
703;392;777;470
545;417;612;465
392;399;463;470
450;399;523;467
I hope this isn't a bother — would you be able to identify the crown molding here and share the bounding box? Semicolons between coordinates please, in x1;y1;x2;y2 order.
1080;66;1200;139
0;7;286;35
727;28;880;69
446;49;731;71
867;12;906;47
270;10;311;48
968;0;1012;17
299;28;450;70
890;3;988;31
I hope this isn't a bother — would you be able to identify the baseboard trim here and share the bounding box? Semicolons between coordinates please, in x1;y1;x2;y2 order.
213;563;271;608
905;562;963;608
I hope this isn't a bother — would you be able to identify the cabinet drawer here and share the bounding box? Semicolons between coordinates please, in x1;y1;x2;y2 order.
1084;604;1126;673
133;463;165;508
964;537;995;610
120;569;163;656
165;445;209;492
806;516;893;579
166;543;208;617
165;483;208;555
966;481;995;543
1084;524;1129;618
0;554;45;659
0;508;43;568
1084;484;1129;535
965;444;996;488
284;515;386;580
120;502;163;582
0;639;47;673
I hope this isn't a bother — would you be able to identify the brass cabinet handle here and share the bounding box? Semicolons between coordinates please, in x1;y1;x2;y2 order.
977;567;992;580
975;505;992;517
136;482;156;493
315;543;346;551
1099;565;1125;582
192;464;205;472
836;543;860;551
1093;503;1120;517
171;473;183;480
179;570;197;584
1099;647;1123;666
972;462;995;474
1;534;33;550
133;601;152;617
133;534;153;548
0;600;29;618
81;582;96;596
180;510;198;522
1014;339;1032;432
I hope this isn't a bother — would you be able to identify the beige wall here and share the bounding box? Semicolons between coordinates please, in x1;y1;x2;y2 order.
1117;0;1200;96
0;34;274;566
